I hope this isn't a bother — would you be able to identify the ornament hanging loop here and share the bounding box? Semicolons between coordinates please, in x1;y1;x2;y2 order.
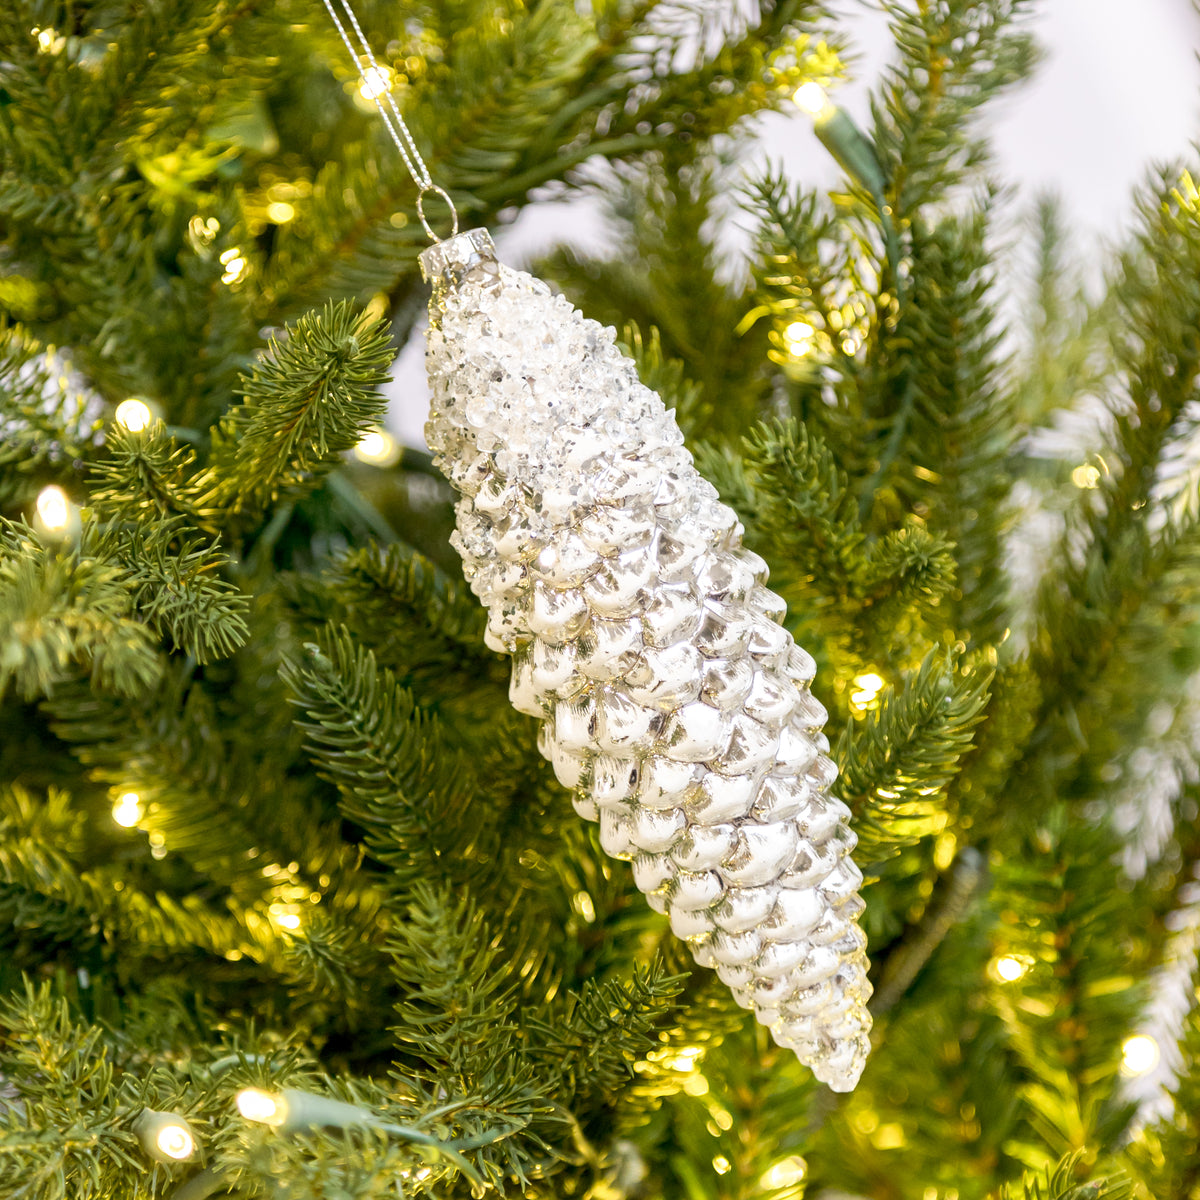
416;184;459;243
321;0;458;244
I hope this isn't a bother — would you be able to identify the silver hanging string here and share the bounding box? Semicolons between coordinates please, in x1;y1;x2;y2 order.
319;0;459;242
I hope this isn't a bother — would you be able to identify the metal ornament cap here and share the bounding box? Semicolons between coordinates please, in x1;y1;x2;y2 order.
419;228;497;304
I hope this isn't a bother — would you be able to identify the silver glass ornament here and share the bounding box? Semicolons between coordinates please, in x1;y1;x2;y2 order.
420;230;872;1091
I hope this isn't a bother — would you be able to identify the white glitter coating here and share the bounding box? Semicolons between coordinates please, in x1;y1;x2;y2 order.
423;246;872;1091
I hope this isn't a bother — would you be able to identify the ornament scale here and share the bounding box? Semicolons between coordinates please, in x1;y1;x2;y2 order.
419;231;873;1091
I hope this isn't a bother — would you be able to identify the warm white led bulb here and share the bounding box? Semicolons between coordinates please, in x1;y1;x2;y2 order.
793;82;829;116
1121;1034;1159;1077
783;320;815;359
134;1109;199;1163
276;912;301;930
850;672;885;708
34;27;61;54
237;1088;286;1125
359;66;391;100
990;954;1029;983
219;249;248;285
114;398;153;432
155;1123;195;1161
662;1045;703;1073
354;427;400;466
112;792;142;828
761;1156;807;1189
35;485;72;532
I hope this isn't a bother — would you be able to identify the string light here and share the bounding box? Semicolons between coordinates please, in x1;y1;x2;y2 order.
783;320;815;358
1121;1034;1159;1077
156;1124;195;1160
32;26;63;54
237;1088;286;1126
269;900;304;930
712;1155;732;1175
232;1085;482;1180
760;1156;807;1189
1071;464;1101;489
133;1109;199;1163
358;65;393;100
267;200;296;223
35;485;73;533
988;954;1030;983
219;247;249;285
112;792;142;828
114;398;153;432
236;1087;376;1136
849;672;885;709
188;215;220;245
353;427;401;466
793;81;830;116
661;1046;703;1073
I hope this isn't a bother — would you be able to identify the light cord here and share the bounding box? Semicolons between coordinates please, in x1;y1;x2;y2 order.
318;0;458;241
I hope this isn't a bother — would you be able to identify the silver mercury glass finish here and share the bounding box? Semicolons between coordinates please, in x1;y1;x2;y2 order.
419;229;873;1091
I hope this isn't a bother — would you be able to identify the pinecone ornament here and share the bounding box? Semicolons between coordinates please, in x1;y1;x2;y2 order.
419;230;872;1091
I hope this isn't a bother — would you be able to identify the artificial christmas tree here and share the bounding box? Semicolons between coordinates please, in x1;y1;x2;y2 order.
1;1;1199;1198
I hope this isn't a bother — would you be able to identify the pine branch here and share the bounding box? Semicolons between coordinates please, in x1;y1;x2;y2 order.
872;0;1039;215
698;419;956;668
43;657;350;910
837;650;992;864
1011;194;1107;428
988;813;1152;1160
0;329;103;485
0;520;164;702
385;882;569;1191
201;301;392;521
280;627;481;893
0;784;276;969
524;964;685;1109
995;1154;1133;1200
321;539;496;687
881;210;1014;641
733;417;867;604
109;525;250;663
743;172;846;378
0;981;141;1197
388;882;524;1086
280;907;383;1016
88;423;205;524
860;524;958;641
1013;173;1200;813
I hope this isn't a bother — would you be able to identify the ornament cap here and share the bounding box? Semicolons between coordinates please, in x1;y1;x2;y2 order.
419;228;497;290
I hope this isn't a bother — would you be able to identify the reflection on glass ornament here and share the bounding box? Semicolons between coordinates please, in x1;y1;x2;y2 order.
419;230;872;1092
